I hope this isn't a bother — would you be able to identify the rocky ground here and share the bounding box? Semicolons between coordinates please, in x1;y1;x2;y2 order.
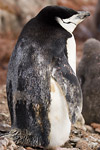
0;0;100;86
0;85;100;150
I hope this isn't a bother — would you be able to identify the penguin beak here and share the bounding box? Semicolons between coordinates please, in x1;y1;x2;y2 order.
77;11;90;20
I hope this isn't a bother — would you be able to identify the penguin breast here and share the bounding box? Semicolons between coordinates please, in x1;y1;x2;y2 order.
48;77;71;148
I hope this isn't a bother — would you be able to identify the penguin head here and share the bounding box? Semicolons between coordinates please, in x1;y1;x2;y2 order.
56;10;90;33
36;6;90;33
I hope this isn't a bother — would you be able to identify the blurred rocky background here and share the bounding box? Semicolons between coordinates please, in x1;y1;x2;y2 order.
0;0;100;150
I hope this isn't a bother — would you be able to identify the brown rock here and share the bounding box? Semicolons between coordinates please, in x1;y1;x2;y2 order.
91;123;100;129
95;128;100;133
26;147;35;150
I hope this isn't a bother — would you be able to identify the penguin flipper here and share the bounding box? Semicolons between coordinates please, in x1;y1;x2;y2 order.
52;57;83;124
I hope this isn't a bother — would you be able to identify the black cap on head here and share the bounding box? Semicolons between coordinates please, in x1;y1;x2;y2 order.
36;5;78;22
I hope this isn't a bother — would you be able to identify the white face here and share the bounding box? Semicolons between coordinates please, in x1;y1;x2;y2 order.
55;11;90;74
56;11;90;33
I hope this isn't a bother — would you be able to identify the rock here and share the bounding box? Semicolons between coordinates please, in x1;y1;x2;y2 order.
95;128;100;133
77;38;100;124
26;147;35;150
0;113;9;122
17;146;26;150
70;137;80;143
71;126;83;137
0;85;10;125
76;140;92;150
58;148;79;150
91;123;100;133
0;136;27;150
85;125;94;132
91;123;100;129
0;136;17;150
0;123;11;132
89;142;98;148
0;0;57;35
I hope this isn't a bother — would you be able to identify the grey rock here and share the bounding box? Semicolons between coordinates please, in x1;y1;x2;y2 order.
77;38;100;124
85;125;94;132
89;142;98;148
70;137;80;143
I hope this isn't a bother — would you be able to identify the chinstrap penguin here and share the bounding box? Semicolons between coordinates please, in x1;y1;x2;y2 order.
77;38;100;125
6;5;90;149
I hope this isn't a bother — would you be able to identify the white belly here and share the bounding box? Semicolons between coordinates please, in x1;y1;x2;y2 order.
48;77;71;148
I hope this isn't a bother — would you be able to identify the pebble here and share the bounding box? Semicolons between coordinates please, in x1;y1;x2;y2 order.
95;128;100;133
71;128;81;136
91;123;100;129
57;148;79;150
0;136;17;150
17;146;26;150
0;101;5;104
0;113;9;120
76;140;92;150
97;139;100;143
89;136;98;142
0;123;11;132
26;147;35;150
88;141;98;149
85;125;94;132
70;137;80;143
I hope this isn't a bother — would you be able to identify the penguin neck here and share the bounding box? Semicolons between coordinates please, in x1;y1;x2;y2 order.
67;34;76;75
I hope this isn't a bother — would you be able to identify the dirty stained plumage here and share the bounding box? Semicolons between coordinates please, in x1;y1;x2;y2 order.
6;5;90;148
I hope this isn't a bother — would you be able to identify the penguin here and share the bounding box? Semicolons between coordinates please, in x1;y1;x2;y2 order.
6;6;90;149
77;38;100;125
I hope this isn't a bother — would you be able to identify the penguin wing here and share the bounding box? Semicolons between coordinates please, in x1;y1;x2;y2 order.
51;56;83;124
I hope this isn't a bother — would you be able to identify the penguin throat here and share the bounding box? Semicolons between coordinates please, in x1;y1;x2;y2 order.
56;17;77;33
67;34;76;74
